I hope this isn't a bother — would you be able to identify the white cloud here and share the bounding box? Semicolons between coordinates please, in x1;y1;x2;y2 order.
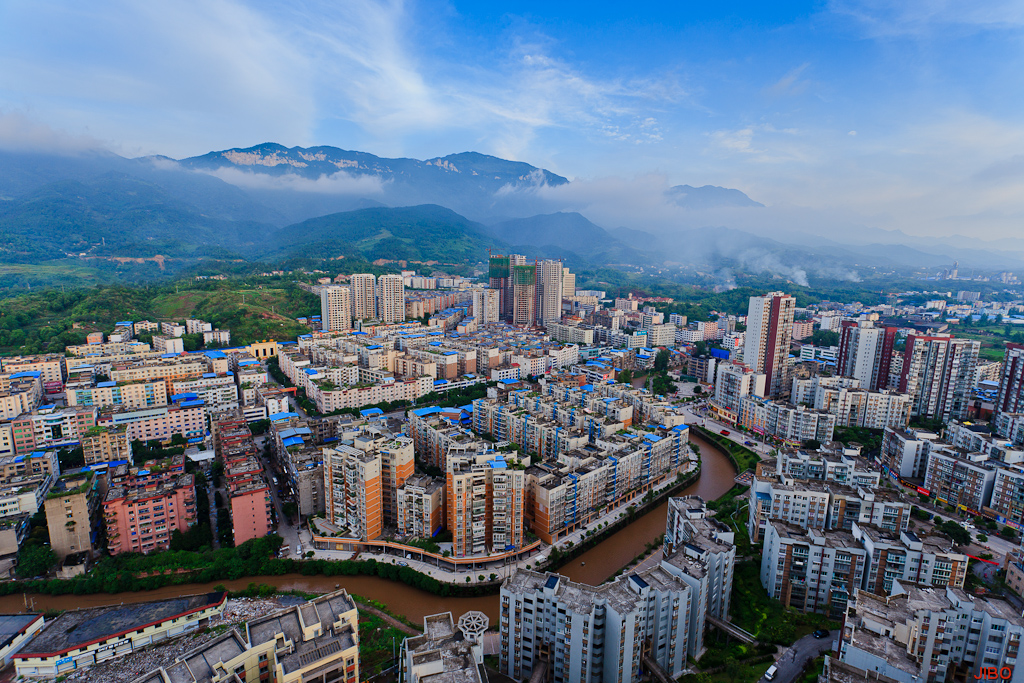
764;63;812;97
0;110;107;154
195;166;388;195
0;0;314;157
829;0;1024;37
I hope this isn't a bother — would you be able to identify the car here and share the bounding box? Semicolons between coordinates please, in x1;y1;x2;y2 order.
764;665;778;681
397;561;409;567
720;430;730;436
812;629;830;639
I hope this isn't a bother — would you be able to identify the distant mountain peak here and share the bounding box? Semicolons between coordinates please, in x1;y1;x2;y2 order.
668;184;764;209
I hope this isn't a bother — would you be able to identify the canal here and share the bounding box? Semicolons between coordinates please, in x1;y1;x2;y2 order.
0;432;737;625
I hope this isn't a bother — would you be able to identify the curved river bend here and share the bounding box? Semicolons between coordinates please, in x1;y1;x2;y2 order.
0;433;736;624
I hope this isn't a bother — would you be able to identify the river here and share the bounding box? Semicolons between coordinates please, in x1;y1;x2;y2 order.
0;432;736;625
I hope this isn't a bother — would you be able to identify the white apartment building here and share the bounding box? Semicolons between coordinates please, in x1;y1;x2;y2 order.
879;426;940;479
471;288;501;324
350;273;377;320
537;259;563;325
185;319;213;334
376;274;406;324
840;582;1024;683
547;322;595;345
152;335;185;354
792;376;913;430
500;565;693;683
160;322;185;337
320;285;353;331
713;361;765;419
761;522;867;618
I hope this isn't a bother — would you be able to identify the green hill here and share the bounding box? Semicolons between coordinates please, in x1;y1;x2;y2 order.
0;173;274;262
264;204;504;263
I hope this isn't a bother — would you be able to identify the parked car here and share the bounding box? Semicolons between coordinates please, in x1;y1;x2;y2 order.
765;665;778;680
397;561;409;567
720;430;730;436
813;629;830;639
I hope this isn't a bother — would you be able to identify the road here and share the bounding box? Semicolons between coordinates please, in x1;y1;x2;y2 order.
254;433;306;555
765;630;837;683
679;403;776;458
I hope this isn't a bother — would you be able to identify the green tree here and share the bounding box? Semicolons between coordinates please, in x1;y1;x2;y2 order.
16;544;56;578
812;329;840;347
181;333;204;352
654;349;670;372
617;369;633;384
938;521;972;546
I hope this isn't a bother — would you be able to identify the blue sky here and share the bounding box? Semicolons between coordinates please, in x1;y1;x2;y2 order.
2;0;1024;239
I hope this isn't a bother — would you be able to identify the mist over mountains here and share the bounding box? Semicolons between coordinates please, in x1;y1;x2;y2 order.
1;142;1022;279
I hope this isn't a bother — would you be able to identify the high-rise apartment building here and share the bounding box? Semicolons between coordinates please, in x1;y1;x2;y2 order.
323;445;383;541
471;288;501;323
996;342;1024;430
350;273;377;320
712;361;765;420
347;428;414;526
561;268;575;298
103;468;197;555
81;424;132;464
744;292;796;397
501;496;733;683
536;259;563;325
320;285;353;331
489;253;528;322
511;264;537;326
501;566;693;683
899;334;979;421
44;471;98;560
839;582;1024;683
879;426;939;479
447;452;525;556
836;321;898;391
376;274;406;324
396;473;444;539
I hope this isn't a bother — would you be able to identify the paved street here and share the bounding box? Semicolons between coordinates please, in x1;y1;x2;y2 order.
766;630;838;683
680;403;776;458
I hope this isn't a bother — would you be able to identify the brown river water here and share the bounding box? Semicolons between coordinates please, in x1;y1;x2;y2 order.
0;433;736;625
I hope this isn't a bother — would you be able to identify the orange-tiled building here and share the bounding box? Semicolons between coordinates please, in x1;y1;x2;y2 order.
103;466;197;555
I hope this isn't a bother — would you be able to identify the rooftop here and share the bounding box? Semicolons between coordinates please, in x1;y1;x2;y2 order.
19;593;224;657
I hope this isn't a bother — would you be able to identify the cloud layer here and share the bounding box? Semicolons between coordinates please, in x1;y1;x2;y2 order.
3;1;1024;239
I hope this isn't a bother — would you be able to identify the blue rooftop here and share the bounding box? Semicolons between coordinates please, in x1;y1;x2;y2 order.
282;436;305;447
411;406;443;417
360;408;384;417
97;381;117;388
204;350;227;359
203;372;216;378
9;371;41;379
269;411;299;421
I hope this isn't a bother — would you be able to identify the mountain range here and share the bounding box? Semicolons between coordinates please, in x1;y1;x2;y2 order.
1;142;1022;279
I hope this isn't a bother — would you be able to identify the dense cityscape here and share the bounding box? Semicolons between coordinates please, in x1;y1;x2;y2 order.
0;257;1021;683
7;1;1024;682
